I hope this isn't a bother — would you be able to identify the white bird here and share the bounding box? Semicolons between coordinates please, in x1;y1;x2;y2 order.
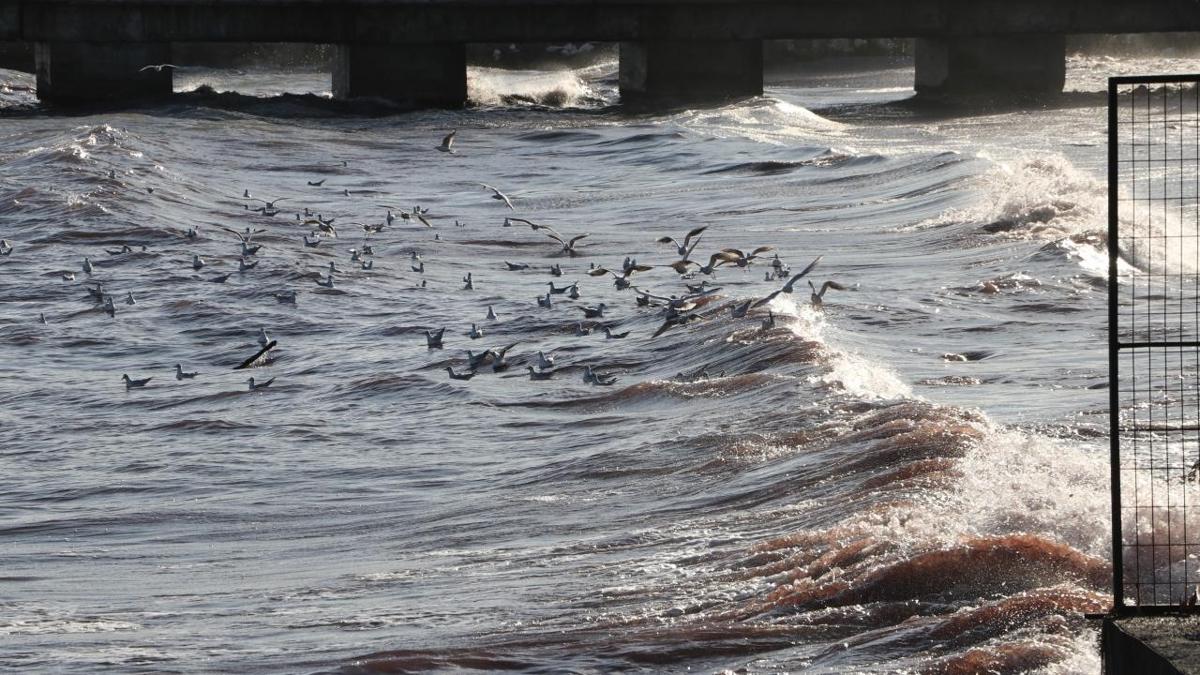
536;351;555;370
479;183;515;210
62;272;75;281
258;328;271;347
316;274;335;288
139;63;177;72
468;323;484;339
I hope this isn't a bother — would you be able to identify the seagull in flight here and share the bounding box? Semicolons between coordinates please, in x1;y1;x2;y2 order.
139;64;177;72
656;225;708;258
479;183;515;210
809;279;848;308
752;256;823;308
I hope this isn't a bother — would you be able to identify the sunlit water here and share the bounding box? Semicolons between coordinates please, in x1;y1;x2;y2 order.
0;55;1190;673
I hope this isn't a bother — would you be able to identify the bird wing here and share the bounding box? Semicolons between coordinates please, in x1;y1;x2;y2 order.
213;224;250;242
567;234;589;247
416;213;432;228
542;230;566;246
656;236;680;246
825;280;849;291
666;260;698;274
751;290;782;309
780;256;823;293
588;267;612;277
442;130;456;149
630;286;673;302
494;341;519;359
235;340;277;370
750;245;774;257
683;225;708;246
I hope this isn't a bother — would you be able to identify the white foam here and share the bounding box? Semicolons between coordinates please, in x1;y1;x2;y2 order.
467;63;610;107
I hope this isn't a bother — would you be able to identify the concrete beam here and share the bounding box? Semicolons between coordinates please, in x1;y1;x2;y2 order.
332;43;466;107
620;40;763;104
35;42;172;104
10;1;1200;45
914;35;1065;94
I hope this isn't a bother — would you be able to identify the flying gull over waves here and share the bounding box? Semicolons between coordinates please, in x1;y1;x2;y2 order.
235;339;277;370
479;183;515;210
656;225;708;258
139;63;177;72
589;264;652;290
752;256;823;308
809;279;848;308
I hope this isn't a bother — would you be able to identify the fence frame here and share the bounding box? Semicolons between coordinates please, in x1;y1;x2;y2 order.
1109;73;1200;615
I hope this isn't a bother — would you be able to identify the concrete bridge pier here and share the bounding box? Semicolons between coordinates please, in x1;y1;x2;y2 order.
914;35;1066;94
332;43;466;106
619;40;763;104
35;42;173;104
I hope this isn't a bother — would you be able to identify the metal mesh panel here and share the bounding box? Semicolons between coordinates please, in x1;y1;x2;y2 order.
1111;76;1200;611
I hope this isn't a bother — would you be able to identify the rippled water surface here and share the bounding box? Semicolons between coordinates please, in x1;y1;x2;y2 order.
0;55;1174;673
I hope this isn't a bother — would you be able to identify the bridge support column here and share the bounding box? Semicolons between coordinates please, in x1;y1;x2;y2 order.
35;42;173;104
333;44;466;107
619;40;763;104
914;35;1065;95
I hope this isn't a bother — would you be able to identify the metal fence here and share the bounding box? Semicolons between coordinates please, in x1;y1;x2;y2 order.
1110;74;1200;612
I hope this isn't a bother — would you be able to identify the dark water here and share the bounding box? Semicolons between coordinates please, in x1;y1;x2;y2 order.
0;55;1178;673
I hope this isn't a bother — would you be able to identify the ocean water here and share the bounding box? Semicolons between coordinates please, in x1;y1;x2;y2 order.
0;54;1183;673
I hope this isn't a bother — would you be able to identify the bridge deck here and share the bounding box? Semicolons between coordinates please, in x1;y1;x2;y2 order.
4;1;1200;44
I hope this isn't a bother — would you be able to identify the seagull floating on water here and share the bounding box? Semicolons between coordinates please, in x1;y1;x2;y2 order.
446;366;476;381
248;377;275;391
438;130;456;153
486;306;498;321
123;374;152;389
192;254;205;271
82;257;94;274
175;364;198;380
527;366;554;381
425;328;446;349
468;323;484;339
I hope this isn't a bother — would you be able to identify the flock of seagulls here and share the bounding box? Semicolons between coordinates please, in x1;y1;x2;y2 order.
16;129;847;393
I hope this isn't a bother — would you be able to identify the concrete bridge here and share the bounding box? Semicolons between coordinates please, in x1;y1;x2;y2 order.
4;0;1200;105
